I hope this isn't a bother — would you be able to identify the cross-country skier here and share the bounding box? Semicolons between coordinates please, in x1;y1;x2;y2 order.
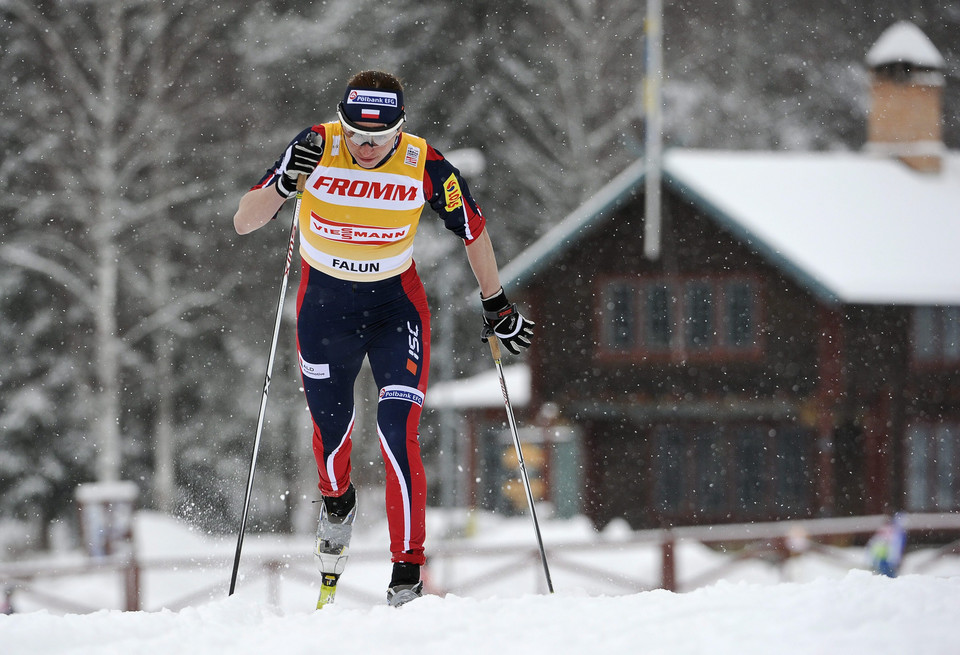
868;514;907;578
233;70;534;607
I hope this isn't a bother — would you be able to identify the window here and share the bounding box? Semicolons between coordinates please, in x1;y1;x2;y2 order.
654;427;686;514
646;283;673;350
725;281;756;348
774;427;810;513
912;306;960;365
694;430;728;513
906;422;960;511
602;282;636;349
652;423;812;522
736;427;767;515
599;276;762;359
684;282;714;350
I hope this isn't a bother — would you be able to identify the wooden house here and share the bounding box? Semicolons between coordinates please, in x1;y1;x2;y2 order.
430;22;960;529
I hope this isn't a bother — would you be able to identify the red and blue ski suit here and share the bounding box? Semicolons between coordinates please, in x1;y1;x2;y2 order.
252;122;485;565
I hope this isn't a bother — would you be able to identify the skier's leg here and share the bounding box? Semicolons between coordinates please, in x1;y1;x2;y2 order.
375;386;427;564
296;263;365;497
366;266;431;580
296;264;364;604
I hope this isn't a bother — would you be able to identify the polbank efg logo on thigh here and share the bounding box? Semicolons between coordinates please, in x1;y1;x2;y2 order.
378;385;424;406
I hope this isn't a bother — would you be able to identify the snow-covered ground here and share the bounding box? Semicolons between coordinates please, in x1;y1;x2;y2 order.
3;508;960;654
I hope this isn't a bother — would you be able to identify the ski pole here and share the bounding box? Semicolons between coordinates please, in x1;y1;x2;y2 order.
228;167;309;596
487;335;554;593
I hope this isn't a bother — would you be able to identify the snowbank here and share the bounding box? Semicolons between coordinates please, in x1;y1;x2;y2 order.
3;572;959;655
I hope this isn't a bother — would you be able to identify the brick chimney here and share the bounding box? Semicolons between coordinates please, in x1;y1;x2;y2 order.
865;21;945;173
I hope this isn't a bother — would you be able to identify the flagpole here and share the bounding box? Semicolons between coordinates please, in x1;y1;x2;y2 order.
644;0;663;261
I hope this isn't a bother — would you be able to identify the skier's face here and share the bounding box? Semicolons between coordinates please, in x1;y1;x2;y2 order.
342;122;401;169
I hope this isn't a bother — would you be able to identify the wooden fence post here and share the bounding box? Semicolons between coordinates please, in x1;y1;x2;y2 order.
661;532;676;591
124;559;141;611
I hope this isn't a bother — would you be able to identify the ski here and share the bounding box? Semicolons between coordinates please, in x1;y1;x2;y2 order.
316;572;340;609
313;487;356;610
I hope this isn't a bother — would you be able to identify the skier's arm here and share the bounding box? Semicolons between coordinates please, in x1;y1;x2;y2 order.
464;228;502;299
464;223;535;356
422;145;532;353
423;146;486;242
234;127;324;235
234;185;286;235
474;244;534;354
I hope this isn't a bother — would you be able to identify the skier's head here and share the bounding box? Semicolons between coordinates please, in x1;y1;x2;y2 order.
337;71;406;168
338;70;405;142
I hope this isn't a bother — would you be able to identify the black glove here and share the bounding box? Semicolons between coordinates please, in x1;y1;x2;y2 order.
480;288;534;355
276;133;323;198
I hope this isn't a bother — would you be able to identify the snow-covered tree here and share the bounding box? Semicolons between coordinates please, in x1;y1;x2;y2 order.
0;0;260;527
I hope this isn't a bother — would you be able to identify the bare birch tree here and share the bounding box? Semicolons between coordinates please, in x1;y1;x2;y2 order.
0;0;254;515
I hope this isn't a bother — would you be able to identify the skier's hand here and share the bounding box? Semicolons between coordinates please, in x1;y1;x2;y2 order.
276;132;323;198
480;288;534;355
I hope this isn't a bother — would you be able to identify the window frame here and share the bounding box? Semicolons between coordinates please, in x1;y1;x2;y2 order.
911;306;960;368
596;274;765;362
905;421;960;512
650;422;813;523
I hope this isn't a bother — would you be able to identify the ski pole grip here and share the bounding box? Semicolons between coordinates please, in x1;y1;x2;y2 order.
488;334;502;361
296;131;319;193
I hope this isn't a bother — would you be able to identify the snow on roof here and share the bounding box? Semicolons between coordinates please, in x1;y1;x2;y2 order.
503;148;960;307
665;149;960;305
866;21;945;69
426;363;530;409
